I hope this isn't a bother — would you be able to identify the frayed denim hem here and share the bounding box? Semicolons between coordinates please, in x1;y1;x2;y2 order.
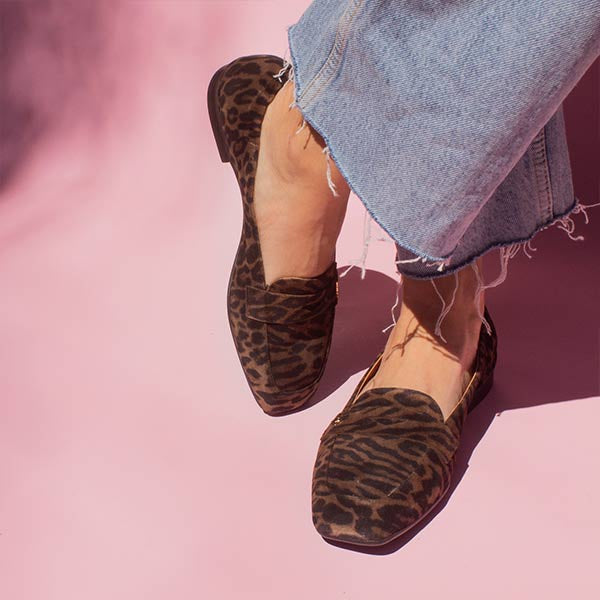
379;197;599;342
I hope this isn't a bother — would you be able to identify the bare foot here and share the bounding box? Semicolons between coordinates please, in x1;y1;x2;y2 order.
362;260;485;420
254;80;350;286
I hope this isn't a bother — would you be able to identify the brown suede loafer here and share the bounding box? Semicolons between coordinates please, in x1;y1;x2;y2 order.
207;55;339;416
312;306;498;545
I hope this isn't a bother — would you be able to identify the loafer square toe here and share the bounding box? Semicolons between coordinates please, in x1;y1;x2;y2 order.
312;306;498;545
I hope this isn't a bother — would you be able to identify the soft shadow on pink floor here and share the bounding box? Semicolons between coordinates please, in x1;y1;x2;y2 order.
0;2;598;598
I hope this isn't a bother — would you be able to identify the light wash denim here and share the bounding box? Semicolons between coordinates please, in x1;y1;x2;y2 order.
285;0;600;283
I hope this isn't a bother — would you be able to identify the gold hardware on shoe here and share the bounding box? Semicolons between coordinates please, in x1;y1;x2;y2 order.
335;281;339;299
328;351;384;431
345;350;384;412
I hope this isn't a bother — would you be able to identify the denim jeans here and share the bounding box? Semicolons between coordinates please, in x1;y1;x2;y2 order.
285;0;600;285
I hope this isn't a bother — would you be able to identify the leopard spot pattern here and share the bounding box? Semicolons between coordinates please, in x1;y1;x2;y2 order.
312;307;498;545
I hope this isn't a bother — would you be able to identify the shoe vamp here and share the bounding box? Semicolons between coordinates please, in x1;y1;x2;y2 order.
264;265;338;390
322;428;454;500
266;317;332;390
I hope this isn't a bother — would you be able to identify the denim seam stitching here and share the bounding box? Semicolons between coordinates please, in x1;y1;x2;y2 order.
531;132;547;225
531;127;554;223
541;126;555;221
298;0;365;108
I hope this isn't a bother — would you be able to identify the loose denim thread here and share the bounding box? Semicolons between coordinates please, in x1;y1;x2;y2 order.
340;206;372;280
338;203;429;288
276;59;340;198
548;200;600;240
381;276;403;334
471;244;517;337
380;243;511;342
338;206;396;282
273;57;293;84
396;255;451;272
321;146;340;197
431;272;460;343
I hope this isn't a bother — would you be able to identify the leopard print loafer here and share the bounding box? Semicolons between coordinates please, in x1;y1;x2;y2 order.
312;306;498;546
207;55;339;416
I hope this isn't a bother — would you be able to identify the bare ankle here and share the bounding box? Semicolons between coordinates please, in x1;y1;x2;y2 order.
262;82;350;197
400;260;486;342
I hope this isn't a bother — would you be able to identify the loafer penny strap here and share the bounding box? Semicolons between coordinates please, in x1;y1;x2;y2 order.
245;284;337;325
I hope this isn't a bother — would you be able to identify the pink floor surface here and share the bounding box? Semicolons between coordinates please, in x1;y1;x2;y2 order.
0;3;599;599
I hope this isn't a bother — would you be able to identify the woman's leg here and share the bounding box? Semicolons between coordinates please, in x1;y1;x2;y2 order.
362;259;486;420
254;77;350;285
257;75;485;417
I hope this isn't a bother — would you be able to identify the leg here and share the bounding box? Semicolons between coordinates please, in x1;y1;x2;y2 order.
254;79;350;285
363;258;486;420
258;71;487;420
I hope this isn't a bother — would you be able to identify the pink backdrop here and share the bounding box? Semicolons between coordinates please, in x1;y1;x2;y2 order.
0;3;598;599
